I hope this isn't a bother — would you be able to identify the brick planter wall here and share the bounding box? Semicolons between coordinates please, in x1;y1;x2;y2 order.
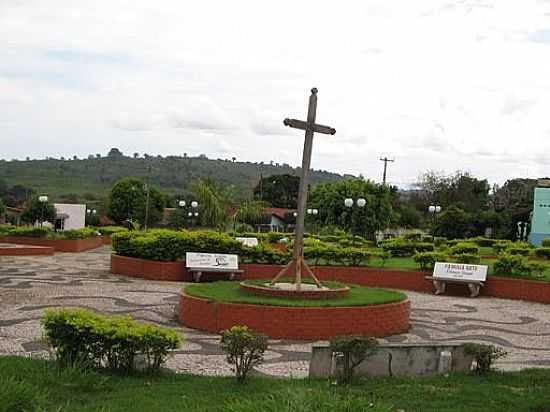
110;255;187;281
109;257;550;304
100;235;112;245
179;293;411;340
0;244;54;256
0;236;103;252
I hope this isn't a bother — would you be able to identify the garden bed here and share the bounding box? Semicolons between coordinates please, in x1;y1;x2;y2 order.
180;282;410;339
0;243;54;256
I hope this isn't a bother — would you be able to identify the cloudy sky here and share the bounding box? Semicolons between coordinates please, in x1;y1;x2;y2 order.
2;0;550;187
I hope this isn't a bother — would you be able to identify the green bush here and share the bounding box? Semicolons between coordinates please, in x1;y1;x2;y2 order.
59;227;100;239
220;325;268;383
471;237;496;247
421;234;434;243
507;247;531;257
542;238;550;248
453;253;481;264
330;336;378;384
434;236;447;247
493;254;530;276
413;252;448;271
4;226;52;238
42;308;181;373
380;238;417;257
535;248;550;260
493;240;511;254
414;242;435;253
403;231;422;242
97;226;129;236
449;242;479;256
464;343;507;375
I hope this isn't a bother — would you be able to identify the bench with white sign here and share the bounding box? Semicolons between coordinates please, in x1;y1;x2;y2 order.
185;252;243;282
425;262;488;298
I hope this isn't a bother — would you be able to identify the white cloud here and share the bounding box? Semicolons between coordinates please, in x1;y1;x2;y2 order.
1;0;550;186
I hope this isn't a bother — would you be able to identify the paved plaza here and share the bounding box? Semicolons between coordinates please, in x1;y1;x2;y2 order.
1;247;550;377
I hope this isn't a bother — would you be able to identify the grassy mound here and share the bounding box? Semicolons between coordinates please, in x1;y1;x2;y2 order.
184;280;406;307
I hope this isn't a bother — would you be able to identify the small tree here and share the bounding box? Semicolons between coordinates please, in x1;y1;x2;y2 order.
0;199;5;220
107;178;165;226
330;336;378;384
464;343;507;375
21;196;56;225
220;325;268;383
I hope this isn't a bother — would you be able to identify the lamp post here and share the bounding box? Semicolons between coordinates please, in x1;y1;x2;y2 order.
38;195;48;227
428;205;442;235
306;208;319;235
344;198;366;245
86;209;97;227
178;200;199;229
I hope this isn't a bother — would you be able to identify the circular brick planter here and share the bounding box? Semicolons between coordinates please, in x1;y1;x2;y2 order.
179;293;410;340
239;281;350;299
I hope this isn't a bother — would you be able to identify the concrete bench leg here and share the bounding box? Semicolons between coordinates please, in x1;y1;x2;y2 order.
229;272;235;280
468;283;480;298
433;280;446;295
193;271;202;282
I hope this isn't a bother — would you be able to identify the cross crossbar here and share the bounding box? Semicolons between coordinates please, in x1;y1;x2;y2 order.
283;118;336;135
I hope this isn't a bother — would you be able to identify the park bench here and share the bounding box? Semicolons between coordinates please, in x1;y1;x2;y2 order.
185;252;243;282
425;262;488;298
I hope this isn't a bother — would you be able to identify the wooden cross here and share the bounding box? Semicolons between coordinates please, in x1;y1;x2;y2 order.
270;88;336;290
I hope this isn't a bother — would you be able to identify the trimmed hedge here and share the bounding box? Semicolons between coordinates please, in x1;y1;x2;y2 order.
96;226;129;236
543;238;550;248
413;252;447;271
449;242;479;256
42;308;181;373
0;226;99;240
535;248;550;260
493;254;545;277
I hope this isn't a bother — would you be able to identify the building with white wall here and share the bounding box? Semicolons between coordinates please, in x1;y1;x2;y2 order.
53;203;86;231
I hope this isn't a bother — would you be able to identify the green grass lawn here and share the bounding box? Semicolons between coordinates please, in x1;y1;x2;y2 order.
184;281;406;307
2;356;550;412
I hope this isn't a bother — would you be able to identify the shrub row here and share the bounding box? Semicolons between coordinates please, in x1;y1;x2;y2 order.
0;226;100;239
380;238;434;257
42;308;181;373
413;251;480;271
493;254;546;277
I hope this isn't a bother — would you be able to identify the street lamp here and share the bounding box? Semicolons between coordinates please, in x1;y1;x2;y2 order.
178;200;199;228
38;195;48;227
344;198;366;245
428;205;442;235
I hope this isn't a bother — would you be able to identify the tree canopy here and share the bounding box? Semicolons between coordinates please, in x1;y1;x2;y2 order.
253;174;299;208
107;178;165;226
308;178;393;239
21;196;56;224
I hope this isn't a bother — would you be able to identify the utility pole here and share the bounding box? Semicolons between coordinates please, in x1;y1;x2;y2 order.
380;157;395;185
144;164;152;231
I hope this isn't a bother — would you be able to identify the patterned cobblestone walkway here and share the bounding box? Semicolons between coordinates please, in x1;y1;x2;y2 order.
1;247;549;377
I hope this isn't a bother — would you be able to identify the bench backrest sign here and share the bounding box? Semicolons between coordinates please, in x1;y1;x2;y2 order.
433;262;488;282
185;252;239;270
235;237;259;247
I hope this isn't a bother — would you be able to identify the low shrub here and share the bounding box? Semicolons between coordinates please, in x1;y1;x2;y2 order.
449;242;479;255
380;238;417;257
535;248;550;260
303;245;372;266
471;237;496;247
413;252;448;271
492;240;511;254
96;226;129;236
403;231;423;242
4;226;52;238
453;253;481;264
59;227;100;240
42;308;181;373
414;242;435;253
464;343;507;375
434;236;447;247
542;238;550;248
492;254;535;276
421;234;434;243
330;336;378;384
508;247;531;257
220;325;268;383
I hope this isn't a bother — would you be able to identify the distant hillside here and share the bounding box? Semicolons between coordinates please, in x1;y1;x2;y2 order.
0;153;346;202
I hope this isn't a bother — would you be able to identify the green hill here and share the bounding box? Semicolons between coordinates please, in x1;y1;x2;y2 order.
0;153;346;202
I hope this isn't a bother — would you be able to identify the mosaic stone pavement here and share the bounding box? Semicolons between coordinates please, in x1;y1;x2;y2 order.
1;246;550;377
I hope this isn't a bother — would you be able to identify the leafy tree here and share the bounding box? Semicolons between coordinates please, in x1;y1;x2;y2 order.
0;199;5;219
432;205;474;239
221;325;268;383
234;200;269;227
107;148;123;158
21;196;56;224
191;179;229;230
107;178;165;226
253;174;300;208
308;178;393;239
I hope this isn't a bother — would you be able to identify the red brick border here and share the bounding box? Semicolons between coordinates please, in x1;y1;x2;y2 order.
109;256;550;304
0;236;103;252
0;244;54;256
179;293;411;340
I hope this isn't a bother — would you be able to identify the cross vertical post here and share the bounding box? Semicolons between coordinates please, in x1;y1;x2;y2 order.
270;88;335;290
